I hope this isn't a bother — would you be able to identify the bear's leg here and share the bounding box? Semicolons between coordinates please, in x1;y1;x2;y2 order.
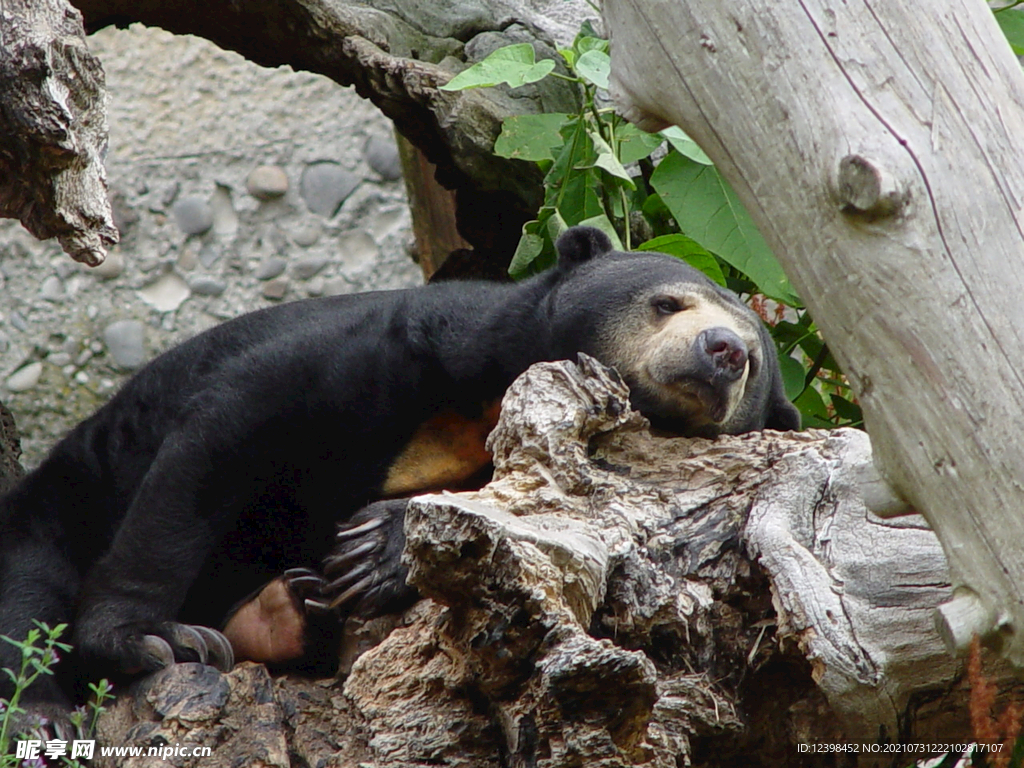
72;430;235;677
0;535;78;702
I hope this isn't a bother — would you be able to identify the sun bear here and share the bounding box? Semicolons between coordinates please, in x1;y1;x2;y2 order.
0;226;798;721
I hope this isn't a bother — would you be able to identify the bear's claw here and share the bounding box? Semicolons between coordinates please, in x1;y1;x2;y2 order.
321;499;417;617
140;623;234;672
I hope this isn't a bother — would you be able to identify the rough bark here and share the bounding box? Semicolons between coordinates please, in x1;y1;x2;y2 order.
0;403;24;496
68;0;589;268
0;0;118;264
95;359;1020;768
604;0;1024;666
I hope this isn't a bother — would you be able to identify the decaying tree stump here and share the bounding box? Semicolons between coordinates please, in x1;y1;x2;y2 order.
0;0;118;265
94;358;1021;767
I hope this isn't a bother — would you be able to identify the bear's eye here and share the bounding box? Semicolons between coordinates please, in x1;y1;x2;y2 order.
653;297;684;315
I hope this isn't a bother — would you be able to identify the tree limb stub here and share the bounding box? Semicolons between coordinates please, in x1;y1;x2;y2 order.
605;0;1024;664
0;0;118;264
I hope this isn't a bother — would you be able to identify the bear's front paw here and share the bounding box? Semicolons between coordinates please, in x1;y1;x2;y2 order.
76;618;233;675
322;499;418;617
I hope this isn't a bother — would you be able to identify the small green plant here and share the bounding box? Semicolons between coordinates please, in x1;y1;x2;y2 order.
441;26;860;428
0;623;113;766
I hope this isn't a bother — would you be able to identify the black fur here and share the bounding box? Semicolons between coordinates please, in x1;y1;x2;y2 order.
0;227;798;709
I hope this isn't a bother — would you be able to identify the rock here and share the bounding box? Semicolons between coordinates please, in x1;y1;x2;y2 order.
103;320;147;370
337;230;380;271
322;276;351;296
363;134;402;181
172;195;215;235
292;224;321;248
262;278;288;300
199;241;221;268
40;275;64;302
300;162;360;217
189;276;228;296
247;165;289;200
255;257;287;281
5;362;43;392
210;184;239;237
292;255;328;280
138;272;191;312
88;248;125;279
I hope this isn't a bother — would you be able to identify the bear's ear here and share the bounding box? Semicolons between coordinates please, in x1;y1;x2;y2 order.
555;226;615;267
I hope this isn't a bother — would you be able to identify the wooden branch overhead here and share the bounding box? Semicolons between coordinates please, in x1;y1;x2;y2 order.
0;0;118;264
604;0;1024;665
67;0;592;266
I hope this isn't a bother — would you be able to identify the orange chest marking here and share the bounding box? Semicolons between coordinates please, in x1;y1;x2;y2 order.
382;401;502;497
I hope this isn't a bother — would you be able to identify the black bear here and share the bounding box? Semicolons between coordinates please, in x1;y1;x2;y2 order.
0;226;798;720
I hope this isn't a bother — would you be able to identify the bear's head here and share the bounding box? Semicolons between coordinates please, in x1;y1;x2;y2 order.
548;226;800;437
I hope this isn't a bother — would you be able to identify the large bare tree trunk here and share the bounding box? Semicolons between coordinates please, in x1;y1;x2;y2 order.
0;0;118;264
605;0;1024;666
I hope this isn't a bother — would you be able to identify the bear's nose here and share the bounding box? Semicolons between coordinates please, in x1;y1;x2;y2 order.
700;328;748;380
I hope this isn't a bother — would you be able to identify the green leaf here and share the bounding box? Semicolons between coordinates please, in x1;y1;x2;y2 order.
494;113;572;161
830;394;862;423
508;226;545;277
660;126;712;165
440;44;556;91
651;150;800;305
778;355;806;402
589;130;635;187
795;386;830;421
575;36;609;55
575;49;610;89
637;234;726;286
577;214;623;250
546;209;569;243
996;7;1024;55
616;123;664;165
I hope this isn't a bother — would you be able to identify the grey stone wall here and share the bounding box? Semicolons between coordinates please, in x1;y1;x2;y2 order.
0;25;422;468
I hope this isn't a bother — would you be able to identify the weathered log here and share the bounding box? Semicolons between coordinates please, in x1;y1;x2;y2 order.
0;0;117;264
603;0;1024;666
94;359;1015;767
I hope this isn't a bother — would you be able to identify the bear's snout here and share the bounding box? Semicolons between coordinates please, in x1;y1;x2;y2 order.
698;327;748;382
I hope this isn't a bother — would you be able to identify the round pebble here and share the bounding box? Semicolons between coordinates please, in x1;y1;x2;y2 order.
89;248;125;279
363;134;403;181
5;362;43;392
138;272;190;313
172;195;214;235
292;256;328;280
247;166;289;200
292;224;321;248
103;320;147;370
255;257;287;281
300;162;360;217
40;275;64;302
189;276;227;297
261;278;288;300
